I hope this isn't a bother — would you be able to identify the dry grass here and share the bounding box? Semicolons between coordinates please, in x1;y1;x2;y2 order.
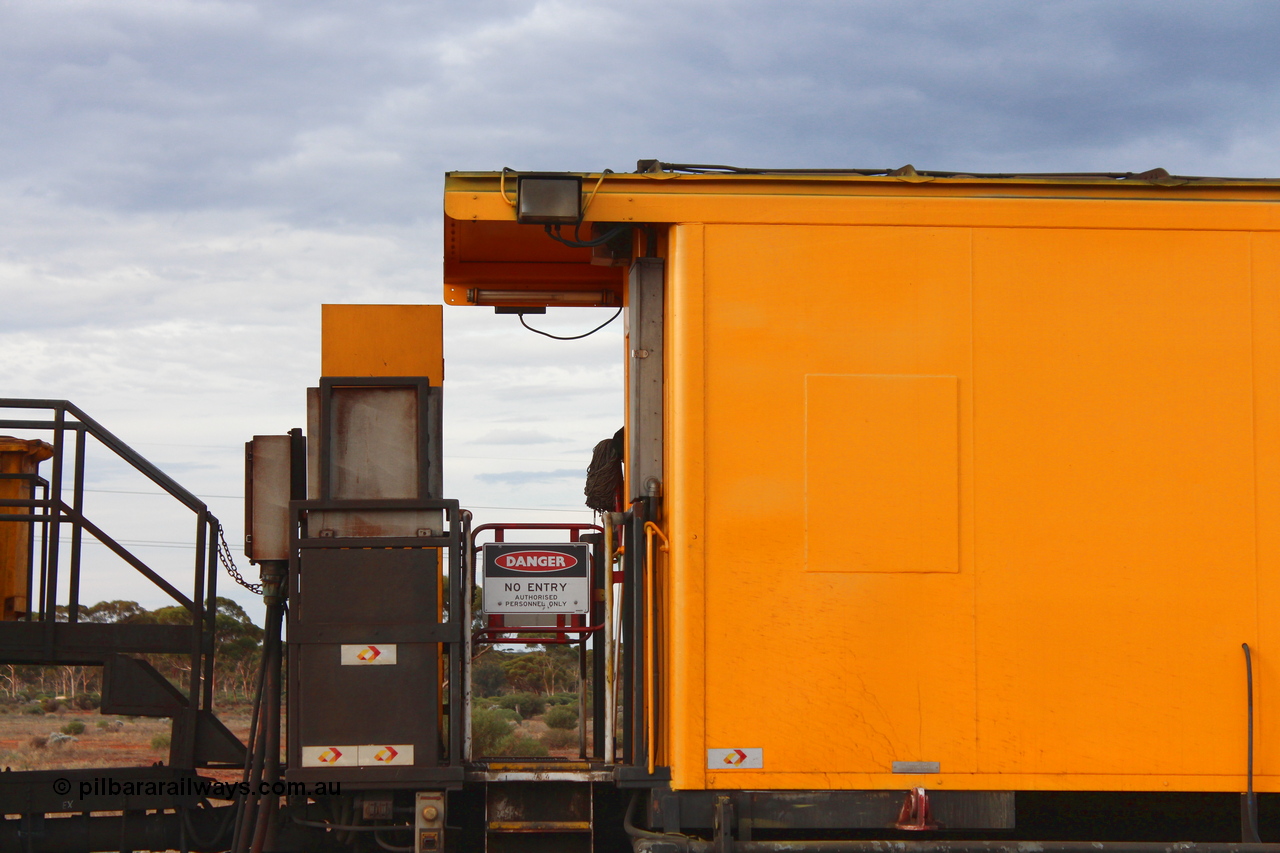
0;706;253;773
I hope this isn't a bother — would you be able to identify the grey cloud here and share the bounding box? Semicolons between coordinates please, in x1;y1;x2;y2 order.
5;0;1280;240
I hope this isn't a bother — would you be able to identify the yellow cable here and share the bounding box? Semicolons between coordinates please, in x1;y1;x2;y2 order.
643;521;669;776
498;167;516;206
580;172;608;219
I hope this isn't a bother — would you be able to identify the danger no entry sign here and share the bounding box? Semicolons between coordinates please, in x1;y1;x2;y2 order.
482;542;591;616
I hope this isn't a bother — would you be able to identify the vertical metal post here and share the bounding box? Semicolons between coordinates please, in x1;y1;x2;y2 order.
578;629;589;759
621;512;637;765
586;531;606;760
628;258;665;502
43;407;64;648
449;506;465;766
461;509;474;763
179;509;208;769
67;426;85;622
631;503;649;767
203;523;218;710
625;256;663;769
603;518;617;763
31;480;48;623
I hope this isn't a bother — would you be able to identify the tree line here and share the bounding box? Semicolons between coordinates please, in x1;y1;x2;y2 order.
0;598;264;707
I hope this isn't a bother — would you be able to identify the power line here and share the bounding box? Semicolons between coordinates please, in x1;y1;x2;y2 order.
73;484;586;512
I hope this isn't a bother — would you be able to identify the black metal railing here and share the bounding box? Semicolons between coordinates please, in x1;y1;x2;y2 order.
0;398;221;769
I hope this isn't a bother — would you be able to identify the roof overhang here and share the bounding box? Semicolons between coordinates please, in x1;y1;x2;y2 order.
443;168;1280;308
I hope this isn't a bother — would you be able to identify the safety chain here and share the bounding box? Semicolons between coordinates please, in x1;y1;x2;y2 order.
217;523;262;595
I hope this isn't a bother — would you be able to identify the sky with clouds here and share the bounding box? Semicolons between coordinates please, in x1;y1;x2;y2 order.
3;0;1280;617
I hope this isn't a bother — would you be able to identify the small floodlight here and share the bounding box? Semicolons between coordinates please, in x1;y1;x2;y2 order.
516;174;583;224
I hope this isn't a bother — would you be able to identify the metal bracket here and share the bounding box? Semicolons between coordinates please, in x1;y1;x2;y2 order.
895;786;940;831
713;795;735;853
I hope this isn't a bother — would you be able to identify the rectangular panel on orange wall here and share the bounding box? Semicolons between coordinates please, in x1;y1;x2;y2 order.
972;226;1256;778
805;374;959;573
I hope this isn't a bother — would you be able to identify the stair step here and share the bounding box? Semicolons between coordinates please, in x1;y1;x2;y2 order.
487;820;592;833
485;761;592;772
485;780;593;853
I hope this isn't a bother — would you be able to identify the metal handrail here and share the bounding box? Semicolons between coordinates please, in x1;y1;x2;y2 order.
0;399;216;614
0;398;207;512
0;398;220;770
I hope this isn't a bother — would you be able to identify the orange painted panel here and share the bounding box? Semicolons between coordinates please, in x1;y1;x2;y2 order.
970;228;1256;776
697;224;977;779
1252;233;1280;778
805;374;959;573
321;304;444;383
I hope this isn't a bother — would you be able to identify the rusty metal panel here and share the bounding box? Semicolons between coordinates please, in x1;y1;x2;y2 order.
331;385;419;499
308;379;443;537
245;435;292;561
309;508;443;539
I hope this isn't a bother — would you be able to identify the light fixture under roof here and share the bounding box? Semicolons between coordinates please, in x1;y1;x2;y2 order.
516;174;583;224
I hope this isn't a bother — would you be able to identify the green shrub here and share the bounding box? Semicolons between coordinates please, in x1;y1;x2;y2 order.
544;704;578;730
22;703;44;715
546;692;578;706
74;693;100;711
496;693;545;719
40;698;62;713
472;657;510;697
471;707;514;757
544;728;579;749
150;733;171;751
502;734;548;757
61;720;86;736
492;708;520;724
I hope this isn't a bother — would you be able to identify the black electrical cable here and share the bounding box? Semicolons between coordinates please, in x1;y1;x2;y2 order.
518;307;622;341
1244;643;1261;842
375;830;415;852
291;816;414;833
544;222;632;248
183;802;235;850
229;622;272;853
623;791;694;851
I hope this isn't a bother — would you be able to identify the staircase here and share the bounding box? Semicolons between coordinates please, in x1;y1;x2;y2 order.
485;778;593;853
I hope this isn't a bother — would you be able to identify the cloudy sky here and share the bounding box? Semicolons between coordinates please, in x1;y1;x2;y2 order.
2;0;1279;617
